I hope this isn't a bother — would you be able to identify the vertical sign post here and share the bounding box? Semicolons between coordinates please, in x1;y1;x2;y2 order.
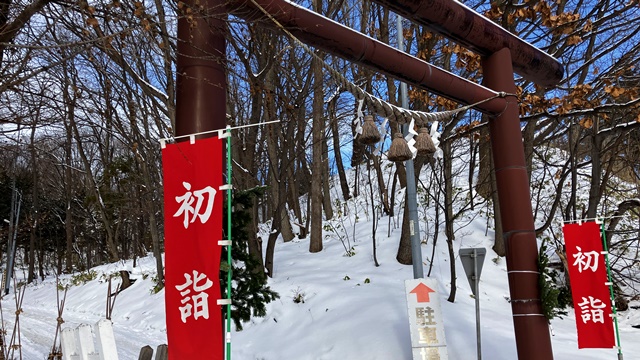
459;248;486;360
405;278;448;360
223;127;233;360
162;136;225;359
600;219;623;360
562;221;615;349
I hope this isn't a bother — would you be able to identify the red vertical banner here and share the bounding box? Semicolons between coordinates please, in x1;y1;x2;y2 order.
562;221;615;349
162;137;224;359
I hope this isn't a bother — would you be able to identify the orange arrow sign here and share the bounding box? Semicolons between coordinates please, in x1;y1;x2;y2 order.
410;282;436;302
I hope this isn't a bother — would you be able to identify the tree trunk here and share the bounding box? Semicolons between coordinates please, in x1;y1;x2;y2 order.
284;107;304;237
443;141;457;302
62;69;119;262
468;137;476;211
63;102;74;273
265;220;280;277
139;155;164;288
264;68;294;243
396;155;427;264
476;121;492;200
490;154;505;257
372;155;391;215
248;195;265;271
328;98;351;200
586;129;603;219
427;167;441;277
309;41;324;253
565;123;580;220
396;151;408;189
522;120;536;181
27;123;38;283
287;166;303;237
396;196;413;264
69;110;119;262
478;122;505;256
367;162;380;266
322;134;334;221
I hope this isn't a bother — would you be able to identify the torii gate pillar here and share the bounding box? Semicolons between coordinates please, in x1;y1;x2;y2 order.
175;2;227;137
483;48;553;360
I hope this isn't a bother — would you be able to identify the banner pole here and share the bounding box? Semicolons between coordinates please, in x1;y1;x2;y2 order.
599;218;623;360
226;126;233;360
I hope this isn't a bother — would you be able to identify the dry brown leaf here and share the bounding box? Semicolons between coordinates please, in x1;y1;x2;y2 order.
579;118;593;128
86;17;99;27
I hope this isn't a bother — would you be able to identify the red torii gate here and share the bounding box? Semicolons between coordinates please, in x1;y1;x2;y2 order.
174;1;563;359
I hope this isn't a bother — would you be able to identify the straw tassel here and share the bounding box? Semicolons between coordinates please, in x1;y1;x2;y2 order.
387;132;413;162
359;115;381;145
415;127;436;156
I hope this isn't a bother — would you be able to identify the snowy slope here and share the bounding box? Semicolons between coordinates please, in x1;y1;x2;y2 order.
2;148;639;359
2;215;639;359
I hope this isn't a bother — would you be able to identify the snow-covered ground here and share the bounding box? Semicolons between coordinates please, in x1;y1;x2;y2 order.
1;214;638;359
2;145;639;359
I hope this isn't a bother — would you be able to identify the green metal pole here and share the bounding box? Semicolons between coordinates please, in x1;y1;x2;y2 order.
599;219;623;360
226;126;233;360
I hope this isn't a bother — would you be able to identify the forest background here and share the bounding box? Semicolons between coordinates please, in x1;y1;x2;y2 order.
0;0;639;312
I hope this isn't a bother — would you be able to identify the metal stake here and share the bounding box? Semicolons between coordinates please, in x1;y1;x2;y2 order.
473;248;482;360
600;219;623;360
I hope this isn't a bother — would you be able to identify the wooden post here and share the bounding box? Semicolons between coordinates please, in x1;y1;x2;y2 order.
137;346;153;360
137;344;168;360
154;344;168;360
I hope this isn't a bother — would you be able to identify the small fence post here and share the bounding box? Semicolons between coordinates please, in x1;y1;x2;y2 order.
77;324;96;360
94;319;118;360
61;321;119;360
154;344;168;360
137;345;153;360
61;327;80;360
137;344;168;360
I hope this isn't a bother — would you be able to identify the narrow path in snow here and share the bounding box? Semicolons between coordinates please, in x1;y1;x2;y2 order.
1;298;164;359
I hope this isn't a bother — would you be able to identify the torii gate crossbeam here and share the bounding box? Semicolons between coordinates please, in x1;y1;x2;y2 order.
372;0;564;87
229;0;508;115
